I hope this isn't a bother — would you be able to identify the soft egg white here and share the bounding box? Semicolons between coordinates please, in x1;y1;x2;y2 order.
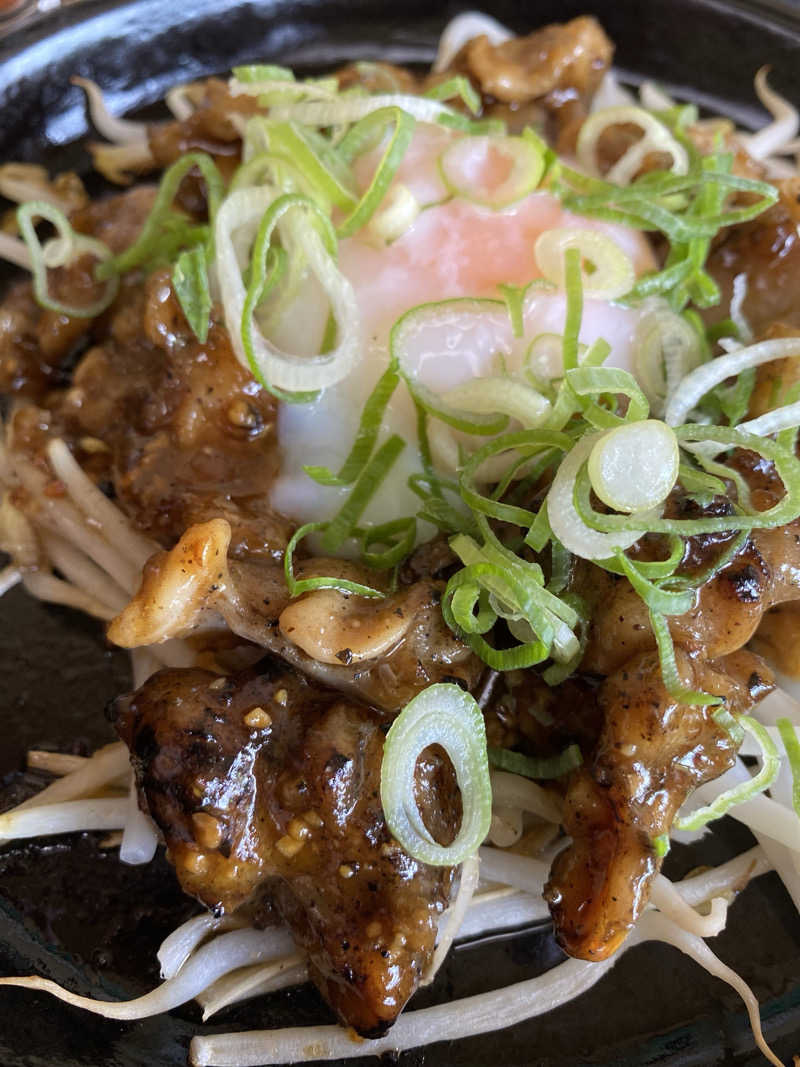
270;127;657;534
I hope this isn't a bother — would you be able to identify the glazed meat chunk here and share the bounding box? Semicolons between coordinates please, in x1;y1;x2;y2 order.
545;648;772;959
114;659;457;1035
441;15;613;140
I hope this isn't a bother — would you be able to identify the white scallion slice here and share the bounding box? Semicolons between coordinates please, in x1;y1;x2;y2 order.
588;420;679;514
634;303;702;415
665;336;800;426
367;182;420;243
380;683;492;866
270;94;458;128
738;400;800;439
534;228;635;301
546;434;648;559
215;188;361;392
438;134;544;209
576;105;689;185
391;297;517;434
443;376;551;428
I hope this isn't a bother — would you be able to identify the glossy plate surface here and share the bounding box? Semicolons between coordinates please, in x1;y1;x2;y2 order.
2;1;800;1063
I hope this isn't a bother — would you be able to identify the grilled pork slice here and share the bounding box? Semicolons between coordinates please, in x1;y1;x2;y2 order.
113;659;456;1036
546;457;792;959
545;647;773;960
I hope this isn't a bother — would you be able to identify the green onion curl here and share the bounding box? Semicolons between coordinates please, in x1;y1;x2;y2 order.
283;521;384;599
487;744;582;780
777;718;800;820
335;107;416;238
320;433;406;553
17;201;119;318
303;360;400;486
674;716;780;831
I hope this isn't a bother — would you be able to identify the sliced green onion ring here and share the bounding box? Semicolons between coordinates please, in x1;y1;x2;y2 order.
380;683;492;866
438;134;545;209
391;298;514;435
359;517;417;569
674;716;780;831
576;106;690;185
442;564;552;670
253;120;357;210
580;425;800;535
423;75;481;115
588;420;679;513
229;71;336;103
99;152;223;278
546;434;649;560
611;550;695;617
564;365;649;429
534;228;636;300
232;63;295;84
738;399;800;439
271;93;459;129
461;429;572;529
17;201;119;318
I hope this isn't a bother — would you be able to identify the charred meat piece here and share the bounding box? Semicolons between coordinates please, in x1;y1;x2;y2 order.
113;659;456;1035
706;179;800;337
9;257;290;558
545;648;773;959
148;77;257;187
547;452;796;960
442;16;612;141
580;458;800;677
0;186;157;401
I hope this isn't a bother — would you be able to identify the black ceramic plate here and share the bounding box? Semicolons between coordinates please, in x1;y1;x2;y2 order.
3;1;800;1064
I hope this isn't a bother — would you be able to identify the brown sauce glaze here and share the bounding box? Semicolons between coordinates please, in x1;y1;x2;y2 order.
113;659;456;1035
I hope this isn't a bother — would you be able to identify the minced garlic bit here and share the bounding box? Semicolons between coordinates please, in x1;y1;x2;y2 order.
287;816;311;841
276;834;305;859
192;811;223;849
243;706;272;729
